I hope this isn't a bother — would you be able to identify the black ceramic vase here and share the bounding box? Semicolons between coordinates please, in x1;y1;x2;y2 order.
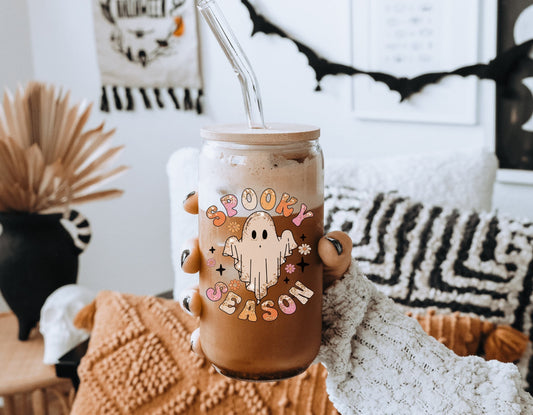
0;210;91;340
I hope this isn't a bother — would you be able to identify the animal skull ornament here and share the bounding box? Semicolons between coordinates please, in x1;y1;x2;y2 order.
39;284;96;364
223;212;297;301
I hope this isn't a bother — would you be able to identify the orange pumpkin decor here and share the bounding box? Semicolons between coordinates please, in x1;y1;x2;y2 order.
408;309;529;363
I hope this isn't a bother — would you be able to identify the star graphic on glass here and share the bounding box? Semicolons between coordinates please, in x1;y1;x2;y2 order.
296;257;309;272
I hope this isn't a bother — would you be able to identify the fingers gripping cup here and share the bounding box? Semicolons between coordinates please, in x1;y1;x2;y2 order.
198;124;324;381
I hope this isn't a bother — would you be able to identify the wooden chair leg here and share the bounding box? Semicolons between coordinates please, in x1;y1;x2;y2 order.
31;389;47;415
2;395;16;415
20;393;29;415
68;387;75;407
48;386;72;415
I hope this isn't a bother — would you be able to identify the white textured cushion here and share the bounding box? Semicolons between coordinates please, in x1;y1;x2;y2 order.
167;147;200;297
0;294;8;313
325;148;498;212
167;147;498;296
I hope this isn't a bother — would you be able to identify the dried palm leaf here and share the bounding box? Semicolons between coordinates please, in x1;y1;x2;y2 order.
0;82;127;213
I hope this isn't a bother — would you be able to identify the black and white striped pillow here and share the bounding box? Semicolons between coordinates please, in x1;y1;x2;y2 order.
325;186;533;391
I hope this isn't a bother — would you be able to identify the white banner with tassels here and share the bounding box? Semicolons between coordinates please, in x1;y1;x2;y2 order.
92;0;203;113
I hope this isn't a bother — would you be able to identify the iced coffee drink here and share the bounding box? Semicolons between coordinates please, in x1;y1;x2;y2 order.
198;123;323;381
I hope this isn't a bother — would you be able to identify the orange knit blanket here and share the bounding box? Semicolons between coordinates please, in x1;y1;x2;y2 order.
71;291;338;415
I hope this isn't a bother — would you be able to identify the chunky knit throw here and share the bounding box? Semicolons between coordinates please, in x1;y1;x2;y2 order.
318;260;533;414
71;291;338;415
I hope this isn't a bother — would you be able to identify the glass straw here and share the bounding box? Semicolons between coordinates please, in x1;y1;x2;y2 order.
197;0;266;129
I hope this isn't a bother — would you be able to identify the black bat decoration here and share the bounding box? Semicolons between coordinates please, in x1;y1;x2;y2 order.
240;0;533;100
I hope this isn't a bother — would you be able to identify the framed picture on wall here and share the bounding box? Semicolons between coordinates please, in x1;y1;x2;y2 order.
351;0;480;125
496;0;533;183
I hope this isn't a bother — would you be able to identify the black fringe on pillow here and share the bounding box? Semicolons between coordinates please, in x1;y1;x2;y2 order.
99;86;203;113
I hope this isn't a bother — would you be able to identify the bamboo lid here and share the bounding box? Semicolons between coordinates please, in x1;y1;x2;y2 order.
200;123;320;144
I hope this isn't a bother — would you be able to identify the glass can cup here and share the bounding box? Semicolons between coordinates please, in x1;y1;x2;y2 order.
197;123;324;381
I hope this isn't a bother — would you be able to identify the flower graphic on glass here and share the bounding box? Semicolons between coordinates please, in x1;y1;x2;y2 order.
298;244;311;256
223;212;297;301
285;264;296;274
228;279;242;291
228;221;241;233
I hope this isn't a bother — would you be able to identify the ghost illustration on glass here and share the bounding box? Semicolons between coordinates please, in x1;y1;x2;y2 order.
223;212;297;301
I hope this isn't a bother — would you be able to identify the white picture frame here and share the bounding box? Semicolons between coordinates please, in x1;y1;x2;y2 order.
351;0;480;125
496;169;533;185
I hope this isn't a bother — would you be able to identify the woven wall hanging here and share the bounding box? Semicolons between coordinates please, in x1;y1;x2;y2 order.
93;0;203;113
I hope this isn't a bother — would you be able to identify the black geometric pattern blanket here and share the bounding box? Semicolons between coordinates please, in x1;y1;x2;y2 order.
324;186;533;392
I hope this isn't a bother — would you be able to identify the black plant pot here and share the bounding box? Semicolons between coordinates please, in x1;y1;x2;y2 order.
0;210;91;340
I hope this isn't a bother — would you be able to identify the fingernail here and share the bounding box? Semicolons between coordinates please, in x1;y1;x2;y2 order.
182;294;192;315
190;329;202;355
190;330;197;351
183;191;196;204
326;237;343;255
181;249;190;267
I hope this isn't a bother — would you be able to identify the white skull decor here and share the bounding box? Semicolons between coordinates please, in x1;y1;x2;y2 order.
39;284;96;364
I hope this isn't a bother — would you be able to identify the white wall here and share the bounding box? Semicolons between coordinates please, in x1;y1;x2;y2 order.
0;0;531;302
0;1;33;89
0;0;34;312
